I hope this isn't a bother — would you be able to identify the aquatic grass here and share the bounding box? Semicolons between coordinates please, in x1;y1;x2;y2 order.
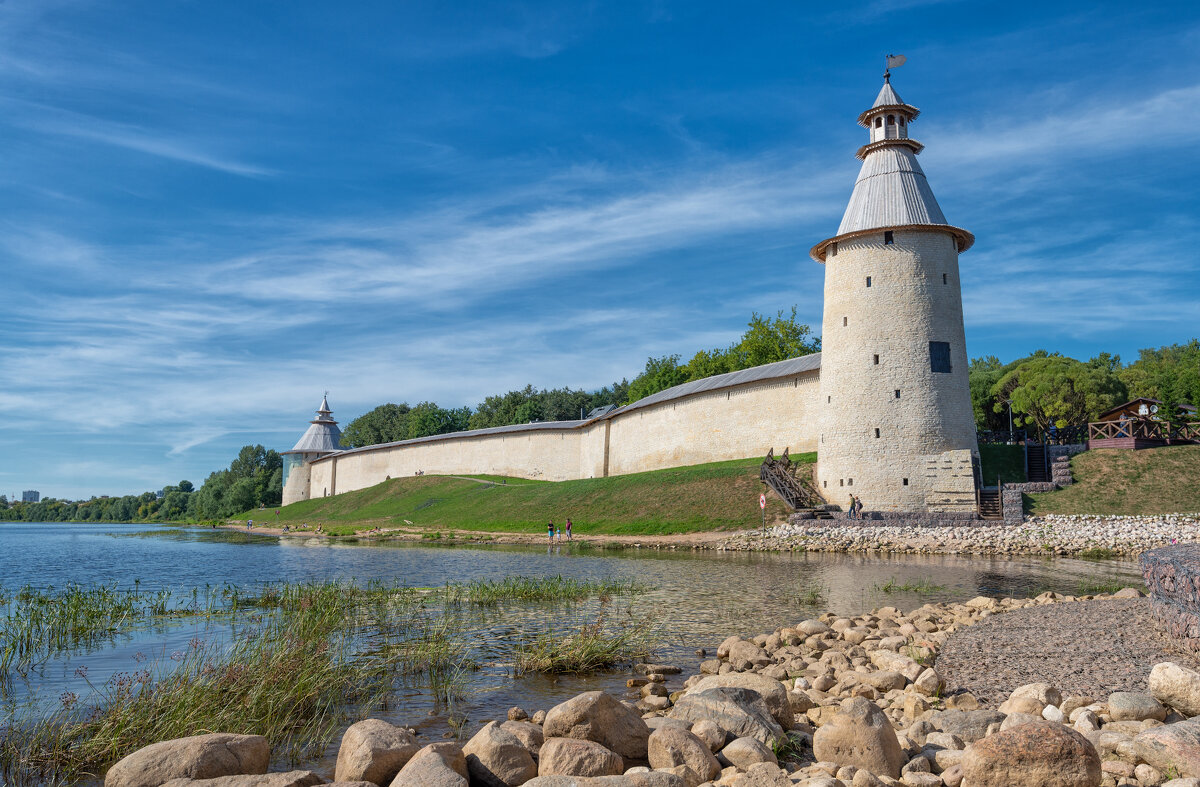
513;605;656;675
1077;579;1132;596
0;605;392;787
442;575;649;606
1077;547;1119;561
874;576;946;595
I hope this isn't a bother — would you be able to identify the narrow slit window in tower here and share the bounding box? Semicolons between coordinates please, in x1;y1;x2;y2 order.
884;231;894;245
839;479;844;487
943;273;948;284
827;396;831;403
903;478;909;486
873;354;879;365
894;389;901;399
843;316;848;326
824;480;828;488
866;276;872;287
874;428;880;438
930;341;952;373
848;478;853;486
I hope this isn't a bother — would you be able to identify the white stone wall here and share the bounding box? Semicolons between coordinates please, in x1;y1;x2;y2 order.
286;369;821;501
816;228;978;511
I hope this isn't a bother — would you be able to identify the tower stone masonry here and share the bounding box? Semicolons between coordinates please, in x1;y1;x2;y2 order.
810;74;980;512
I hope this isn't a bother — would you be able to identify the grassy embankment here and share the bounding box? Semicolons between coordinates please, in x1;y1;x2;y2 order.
1028;444;1200;515
241;455;815;536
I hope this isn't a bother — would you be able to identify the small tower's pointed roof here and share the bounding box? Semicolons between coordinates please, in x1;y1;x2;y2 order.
282;395;343;455
812;75;972;262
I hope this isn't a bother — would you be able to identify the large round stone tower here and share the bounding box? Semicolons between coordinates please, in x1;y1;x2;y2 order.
810;73;979;512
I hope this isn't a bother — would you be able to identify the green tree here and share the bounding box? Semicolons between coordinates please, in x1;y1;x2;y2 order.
968;356;1007;430
625;355;689;403
991;355;1127;436
341;403;412;448
728;307;820;368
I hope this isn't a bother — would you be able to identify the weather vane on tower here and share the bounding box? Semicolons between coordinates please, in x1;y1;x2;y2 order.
884;53;906;81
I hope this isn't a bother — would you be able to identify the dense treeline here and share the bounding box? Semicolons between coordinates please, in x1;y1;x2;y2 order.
970;339;1200;434
0;445;283;523
341;308;820;448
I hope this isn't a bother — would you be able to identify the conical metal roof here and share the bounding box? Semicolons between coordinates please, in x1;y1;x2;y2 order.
812;76;972;262
283;396;343;455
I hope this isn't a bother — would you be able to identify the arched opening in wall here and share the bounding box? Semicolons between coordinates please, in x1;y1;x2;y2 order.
884;231;894;245
899;116;906;126
887;115;895;125
875;117;883;128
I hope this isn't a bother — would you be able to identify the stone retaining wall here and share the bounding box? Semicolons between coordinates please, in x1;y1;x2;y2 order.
1142;544;1200;652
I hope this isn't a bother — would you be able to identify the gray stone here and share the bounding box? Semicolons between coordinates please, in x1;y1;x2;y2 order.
1108;691;1168;722
105;733;270;787
717;736;777;769
811;697;904;779
1151;663;1200;717
543;691;651;761
334;719;419;785
930;710;1007;743
728;640;772;671
389;742;469;787
1135;718;1200;778
646;726;721;782
463;720;538;786
160;773;324;787
685;674;793;730
520;774;686;786
668;687;784;745
536;738;623;778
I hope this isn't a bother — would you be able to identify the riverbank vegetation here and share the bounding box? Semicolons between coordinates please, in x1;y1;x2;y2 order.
1026;445;1200;515
0;576;652;785
238;456;808;535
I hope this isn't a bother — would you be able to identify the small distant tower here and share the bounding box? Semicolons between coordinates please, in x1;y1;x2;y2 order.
810;70;979;511
281;395;343;505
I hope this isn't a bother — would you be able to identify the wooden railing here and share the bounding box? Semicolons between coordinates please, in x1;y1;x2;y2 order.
760;448;822;511
1088;419;1200;444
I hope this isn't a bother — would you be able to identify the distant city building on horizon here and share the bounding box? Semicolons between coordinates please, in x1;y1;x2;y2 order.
21;490;40;503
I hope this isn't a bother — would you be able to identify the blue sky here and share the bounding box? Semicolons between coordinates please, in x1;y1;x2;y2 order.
2;0;1198;500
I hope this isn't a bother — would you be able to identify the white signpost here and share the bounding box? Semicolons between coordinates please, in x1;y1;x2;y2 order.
759;493;767;531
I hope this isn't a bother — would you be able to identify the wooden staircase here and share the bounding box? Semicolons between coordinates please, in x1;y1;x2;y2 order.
760;448;822;512
978;488;1003;520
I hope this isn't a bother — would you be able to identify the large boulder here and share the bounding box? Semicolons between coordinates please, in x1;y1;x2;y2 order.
160;773;323;787
930;710;1007;744
646;727;721;782
537;738;623;778
389;742;469;787
718;737;777;769
501;721;546;757
669;687;784;745
728;640;772;671
521;774;686;786
961;721;1100;787
105;733;270;787
1135;718;1200;778
334;719;420;785
812;697;904;779
543;691;651;761
1108;692;1167;722
686;674;793;730
1150;662;1200;717
463;721;538;786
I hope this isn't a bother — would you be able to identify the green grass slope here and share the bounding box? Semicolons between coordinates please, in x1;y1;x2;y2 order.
1027;445;1200;515
244;455;816;536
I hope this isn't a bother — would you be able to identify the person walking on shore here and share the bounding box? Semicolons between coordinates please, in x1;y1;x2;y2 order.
847;496;858;520
547;520;554;542
566;518;573;541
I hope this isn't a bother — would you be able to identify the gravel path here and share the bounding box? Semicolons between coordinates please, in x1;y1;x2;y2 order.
936;599;1200;706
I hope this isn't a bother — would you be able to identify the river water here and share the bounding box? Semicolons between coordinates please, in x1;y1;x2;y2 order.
0;522;1144;775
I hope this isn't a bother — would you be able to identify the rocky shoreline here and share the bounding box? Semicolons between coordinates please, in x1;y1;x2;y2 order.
717;514;1200;558
102;586;1200;787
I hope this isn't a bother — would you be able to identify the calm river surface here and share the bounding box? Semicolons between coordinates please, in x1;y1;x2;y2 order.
0;522;1144;776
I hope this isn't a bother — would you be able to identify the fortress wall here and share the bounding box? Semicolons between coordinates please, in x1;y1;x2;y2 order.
605;371;821;475
318;429;585;497
296;366;822;500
